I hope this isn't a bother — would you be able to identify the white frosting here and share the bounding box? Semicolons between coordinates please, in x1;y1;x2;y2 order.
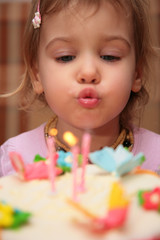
1;165;160;240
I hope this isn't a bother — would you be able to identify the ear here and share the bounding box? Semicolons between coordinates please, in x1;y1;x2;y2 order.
31;65;44;94
131;71;142;93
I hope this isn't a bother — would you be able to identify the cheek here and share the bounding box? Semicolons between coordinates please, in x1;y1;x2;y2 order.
40;74;69;109
106;72;133;93
103;70;134;105
39;67;58;92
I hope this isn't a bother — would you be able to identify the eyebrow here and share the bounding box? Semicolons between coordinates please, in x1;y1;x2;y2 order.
45;35;131;50
46;37;74;50
102;35;131;49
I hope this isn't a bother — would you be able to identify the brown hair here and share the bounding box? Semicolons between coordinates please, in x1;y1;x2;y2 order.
5;0;156;127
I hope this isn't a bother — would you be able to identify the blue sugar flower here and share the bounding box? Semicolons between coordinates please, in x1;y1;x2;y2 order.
89;145;145;176
57;151;72;168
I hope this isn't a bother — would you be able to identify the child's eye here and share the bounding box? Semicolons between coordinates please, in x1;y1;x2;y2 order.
100;55;120;62
56;55;76;63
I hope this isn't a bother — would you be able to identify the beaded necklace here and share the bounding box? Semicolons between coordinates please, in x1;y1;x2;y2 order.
44;115;134;152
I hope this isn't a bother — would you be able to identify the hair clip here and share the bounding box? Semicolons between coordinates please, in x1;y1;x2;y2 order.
32;0;41;29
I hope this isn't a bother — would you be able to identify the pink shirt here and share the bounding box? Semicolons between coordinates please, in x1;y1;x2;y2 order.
0;124;160;176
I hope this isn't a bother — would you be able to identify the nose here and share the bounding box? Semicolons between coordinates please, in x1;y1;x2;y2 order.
77;58;101;84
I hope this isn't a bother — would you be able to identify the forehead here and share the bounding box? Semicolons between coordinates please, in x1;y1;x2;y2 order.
43;0;128;12
39;0;133;34
40;0;133;45
41;0;132;29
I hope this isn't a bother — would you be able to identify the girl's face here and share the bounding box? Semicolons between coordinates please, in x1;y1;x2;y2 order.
33;1;141;133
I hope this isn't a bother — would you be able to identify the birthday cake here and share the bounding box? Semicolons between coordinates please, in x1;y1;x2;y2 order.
0;145;160;240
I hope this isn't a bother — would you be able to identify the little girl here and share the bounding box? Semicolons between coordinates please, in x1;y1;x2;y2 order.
0;0;160;176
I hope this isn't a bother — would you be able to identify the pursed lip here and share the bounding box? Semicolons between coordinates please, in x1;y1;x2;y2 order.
77;88;100;108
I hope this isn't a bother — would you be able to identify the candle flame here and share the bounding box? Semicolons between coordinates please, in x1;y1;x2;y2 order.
63;131;78;147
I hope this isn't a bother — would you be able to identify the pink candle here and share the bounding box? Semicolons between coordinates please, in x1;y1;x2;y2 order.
72;145;79;202
47;136;56;193
63;131;79;201
80;132;91;191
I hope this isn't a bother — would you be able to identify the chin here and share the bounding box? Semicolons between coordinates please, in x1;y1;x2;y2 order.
72;120;103;131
